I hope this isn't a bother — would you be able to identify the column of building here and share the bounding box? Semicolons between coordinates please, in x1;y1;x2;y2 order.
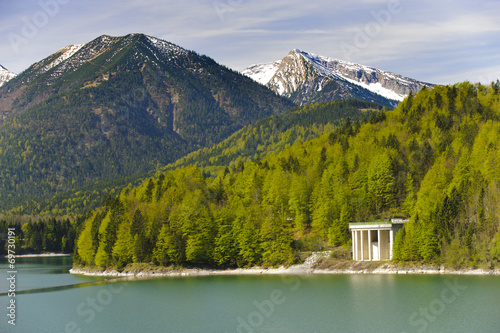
368;230;372;261
389;228;394;260
377;230;381;261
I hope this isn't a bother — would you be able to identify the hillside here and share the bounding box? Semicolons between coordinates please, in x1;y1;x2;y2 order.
0;33;293;212
8;100;385;216
243;49;433;107
166;99;386;174
73;81;500;270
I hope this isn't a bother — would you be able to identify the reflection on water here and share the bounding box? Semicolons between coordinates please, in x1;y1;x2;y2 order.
0;257;499;333
0;255;103;293
0;278;125;297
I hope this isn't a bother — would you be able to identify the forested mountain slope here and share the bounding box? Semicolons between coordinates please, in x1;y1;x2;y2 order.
166;99;386;175
6;100;382;217
74;82;500;269
0;33;293;212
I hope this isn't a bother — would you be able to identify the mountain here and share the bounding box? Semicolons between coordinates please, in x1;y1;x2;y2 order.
243;49;433;107
0;33;293;212
166;99;385;174
0;65;16;87
74;82;500;270
7;99;385;217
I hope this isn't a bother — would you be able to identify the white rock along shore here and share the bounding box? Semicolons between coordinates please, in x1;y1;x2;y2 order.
69;251;500;278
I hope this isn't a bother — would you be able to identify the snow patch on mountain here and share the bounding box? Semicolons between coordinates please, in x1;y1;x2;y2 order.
0;65;17;87
342;76;405;101
243;49;433;105
295;50;409;101
145;35;187;57
42;44;84;73
242;61;281;86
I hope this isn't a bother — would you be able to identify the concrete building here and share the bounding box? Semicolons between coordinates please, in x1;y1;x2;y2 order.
349;219;407;261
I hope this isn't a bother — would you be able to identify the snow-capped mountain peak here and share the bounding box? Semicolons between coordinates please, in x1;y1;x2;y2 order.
293;49;424;101
0;65;17;87
20;34;194;85
243;49;433;107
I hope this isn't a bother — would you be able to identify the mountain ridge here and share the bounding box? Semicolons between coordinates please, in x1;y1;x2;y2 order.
243;49;433;107
72;81;500;270
9;99;385;216
0;33;293;212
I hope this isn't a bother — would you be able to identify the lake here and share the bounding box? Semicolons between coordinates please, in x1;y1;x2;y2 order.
1;256;499;332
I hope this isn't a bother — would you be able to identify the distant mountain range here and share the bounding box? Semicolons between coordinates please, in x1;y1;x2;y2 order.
0;33;292;212
243;49;433;107
0;65;16;87
0;33;435;214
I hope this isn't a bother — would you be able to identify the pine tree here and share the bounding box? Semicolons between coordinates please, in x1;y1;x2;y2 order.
260;214;294;267
367;153;395;213
212;208;238;267
402;173;416;215
130;208;145;237
77;216;95;265
392;226;405;261
420;223;439;261
112;220;134;267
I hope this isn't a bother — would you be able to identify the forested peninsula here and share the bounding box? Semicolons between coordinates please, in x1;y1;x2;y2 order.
70;82;500;272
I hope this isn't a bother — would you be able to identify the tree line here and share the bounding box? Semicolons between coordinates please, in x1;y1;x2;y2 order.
0;33;293;216
0;217;78;255
74;81;500;269
5;100;383;218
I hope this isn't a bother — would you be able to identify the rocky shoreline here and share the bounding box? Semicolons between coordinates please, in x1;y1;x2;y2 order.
313;263;500;275
69;252;500;278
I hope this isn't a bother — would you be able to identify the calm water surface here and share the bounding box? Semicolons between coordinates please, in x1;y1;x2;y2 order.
1;256;499;333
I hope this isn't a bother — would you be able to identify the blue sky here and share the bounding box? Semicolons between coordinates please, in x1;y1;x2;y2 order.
1;0;499;84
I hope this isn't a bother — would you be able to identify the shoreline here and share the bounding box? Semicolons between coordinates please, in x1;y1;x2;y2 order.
2;253;71;258
69;264;500;278
69;252;500;278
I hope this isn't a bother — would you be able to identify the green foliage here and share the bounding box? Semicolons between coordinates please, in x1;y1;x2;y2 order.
0;217;77;256
392;226;405;261
444;238;470;269
420;223;439;261
367;153;395;213
73;82;500;269
77;214;96;266
0;34;293;216
165;100;383;175
1;101;378;218
491;230;500;262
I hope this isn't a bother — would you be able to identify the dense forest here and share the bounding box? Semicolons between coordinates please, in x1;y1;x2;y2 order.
166;99;385;174
0;33;293;214
0;217;78;255
74;82;500;270
6;100;382;217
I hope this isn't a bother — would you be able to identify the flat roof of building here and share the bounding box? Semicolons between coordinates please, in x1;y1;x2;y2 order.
349;219;408;229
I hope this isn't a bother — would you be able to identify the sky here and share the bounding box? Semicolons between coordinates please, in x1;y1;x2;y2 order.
1;0;499;85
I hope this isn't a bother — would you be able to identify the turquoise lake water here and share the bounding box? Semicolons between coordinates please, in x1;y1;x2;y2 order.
1;256;499;332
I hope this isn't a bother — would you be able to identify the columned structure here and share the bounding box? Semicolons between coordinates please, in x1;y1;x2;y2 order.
349;219;406;261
